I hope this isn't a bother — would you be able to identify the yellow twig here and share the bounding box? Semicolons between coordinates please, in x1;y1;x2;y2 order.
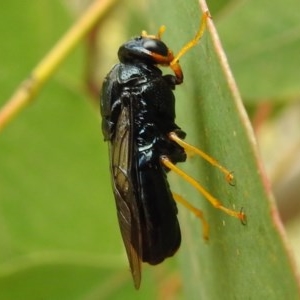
0;0;116;132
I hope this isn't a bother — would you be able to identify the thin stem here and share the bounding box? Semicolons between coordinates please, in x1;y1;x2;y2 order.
0;0;116;132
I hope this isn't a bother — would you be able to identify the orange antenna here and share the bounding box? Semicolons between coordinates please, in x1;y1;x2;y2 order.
141;25;166;40
157;25;166;40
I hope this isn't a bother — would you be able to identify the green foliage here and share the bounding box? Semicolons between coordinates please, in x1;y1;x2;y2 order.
149;0;300;299
217;0;300;101
0;0;299;299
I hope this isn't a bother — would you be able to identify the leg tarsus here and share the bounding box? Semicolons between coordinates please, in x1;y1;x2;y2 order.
168;131;235;185
161;155;246;223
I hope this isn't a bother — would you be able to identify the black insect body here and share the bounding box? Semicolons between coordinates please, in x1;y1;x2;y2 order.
101;37;186;281
100;12;245;289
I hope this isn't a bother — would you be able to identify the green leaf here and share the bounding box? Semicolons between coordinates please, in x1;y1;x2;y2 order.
0;0;299;299
149;0;300;299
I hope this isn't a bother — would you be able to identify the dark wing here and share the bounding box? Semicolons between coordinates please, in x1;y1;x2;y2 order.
109;105;142;289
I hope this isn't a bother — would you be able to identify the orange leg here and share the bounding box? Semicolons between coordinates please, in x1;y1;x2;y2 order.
161;156;246;224
169;132;235;185
172;192;209;240
170;11;211;67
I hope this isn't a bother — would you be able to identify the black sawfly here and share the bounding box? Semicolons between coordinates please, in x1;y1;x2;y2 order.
100;11;246;289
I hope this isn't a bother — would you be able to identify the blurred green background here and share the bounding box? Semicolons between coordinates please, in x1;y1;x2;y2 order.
1;0;300;299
